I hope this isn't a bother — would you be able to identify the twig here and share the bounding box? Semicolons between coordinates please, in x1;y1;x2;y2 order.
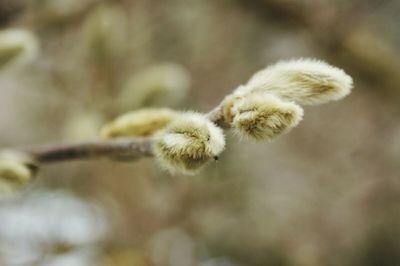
22;137;154;164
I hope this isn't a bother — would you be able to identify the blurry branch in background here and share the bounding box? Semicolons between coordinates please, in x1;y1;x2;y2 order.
0;58;353;196
25;0;102;29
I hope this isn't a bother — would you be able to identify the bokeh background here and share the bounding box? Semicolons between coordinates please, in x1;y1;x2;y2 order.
0;0;399;265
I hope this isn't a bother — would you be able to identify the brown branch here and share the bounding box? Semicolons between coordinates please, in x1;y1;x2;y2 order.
22;137;154;164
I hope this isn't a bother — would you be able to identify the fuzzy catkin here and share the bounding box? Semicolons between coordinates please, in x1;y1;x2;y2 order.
153;112;225;174
231;92;304;140
101;108;179;138
118;63;190;110
82;3;127;62
0;160;33;195
0;28;39;69
241;58;353;106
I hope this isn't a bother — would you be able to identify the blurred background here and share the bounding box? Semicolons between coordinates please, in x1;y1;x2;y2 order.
0;0;399;265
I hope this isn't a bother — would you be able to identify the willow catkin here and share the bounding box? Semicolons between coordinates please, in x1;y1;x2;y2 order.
82;3;127;62
0;28;39;69
231;92;304;141
153;112;225;174
118;63;191;110
0;158;34;197
242;58;353;106
101;108;179;138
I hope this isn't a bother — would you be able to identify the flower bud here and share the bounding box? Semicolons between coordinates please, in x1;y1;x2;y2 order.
118;63;190;110
101;108;179;139
0;152;36;196
154;113;225;174
243;58;353;106
231;92;303;141
82;3;127;63
0;28;39;70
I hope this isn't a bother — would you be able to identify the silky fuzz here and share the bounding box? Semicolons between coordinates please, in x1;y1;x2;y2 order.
242;58;353;106
0;159;33;195
154;112;225;174
101;108;179;138
231;92;304;141
118;63;191;110
0;28;39;69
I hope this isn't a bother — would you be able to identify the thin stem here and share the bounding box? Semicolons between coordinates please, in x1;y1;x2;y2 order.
23;137;154;164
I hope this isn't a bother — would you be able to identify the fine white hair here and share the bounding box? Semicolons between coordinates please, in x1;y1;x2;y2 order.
241;58;353;106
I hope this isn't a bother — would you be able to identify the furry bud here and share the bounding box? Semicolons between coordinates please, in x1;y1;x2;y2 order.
101;108;179;138
243;58;353;106
231;92;303;141
118;63;190;110
82;3;127;63
0;28;39;70
0;151;36;196
154;113;225;174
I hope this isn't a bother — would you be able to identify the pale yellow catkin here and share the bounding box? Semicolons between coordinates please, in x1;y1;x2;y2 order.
82;3;127;62
0;28;39;69
0;160;33;195
153;112;225;174
240;58;353;106
118;63;191;110
101;108;180;138
231;92;304;141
